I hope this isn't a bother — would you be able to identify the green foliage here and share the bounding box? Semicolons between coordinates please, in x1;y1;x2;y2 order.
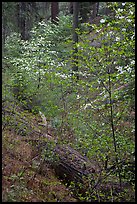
41;140;58;163
3;2;135;202
65;2;135;189
4;15;73;114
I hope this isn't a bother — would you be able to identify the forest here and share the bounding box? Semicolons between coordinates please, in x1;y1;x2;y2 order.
2;2;135;202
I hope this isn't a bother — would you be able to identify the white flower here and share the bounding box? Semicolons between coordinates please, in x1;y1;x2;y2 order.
116;37;120;41
96;29;101;33
77;94;81;99
130;11;133;15
98;79;101;84
117;8;123;12
131;34;135;41
131;60;135;65
84;103;92;110
117;66;123;72
127;67;132;73
122;3;126;6
119;16;124;19
127;19;132;23
122;28;126;32
100;19;106;23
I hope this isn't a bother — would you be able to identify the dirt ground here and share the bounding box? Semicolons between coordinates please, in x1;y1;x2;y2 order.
2;127;77;202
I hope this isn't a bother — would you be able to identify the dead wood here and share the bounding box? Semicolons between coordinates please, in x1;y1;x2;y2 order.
52;145;101;190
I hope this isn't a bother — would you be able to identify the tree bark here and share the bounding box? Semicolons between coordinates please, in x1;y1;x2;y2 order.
93;2;99;18
69;2;73;14
20;2;26;40
79;2;90;23
53;145;98;181
51;2;59;24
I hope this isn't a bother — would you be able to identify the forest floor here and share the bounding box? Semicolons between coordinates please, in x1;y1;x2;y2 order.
2;99;135;202
2;103;78;202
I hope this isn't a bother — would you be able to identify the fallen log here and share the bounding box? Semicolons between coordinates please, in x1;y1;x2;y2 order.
51;144;101;195
50;145;135;202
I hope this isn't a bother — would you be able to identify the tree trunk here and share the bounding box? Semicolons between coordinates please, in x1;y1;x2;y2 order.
93;2;99;18
79;2;91;23
20;2;26;40
69;2;73;14
17;2;27;40
51;2;59;24
53;145;99;183
17;2;32;40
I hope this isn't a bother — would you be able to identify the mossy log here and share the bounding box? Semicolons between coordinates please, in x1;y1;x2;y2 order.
52;145;100;190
